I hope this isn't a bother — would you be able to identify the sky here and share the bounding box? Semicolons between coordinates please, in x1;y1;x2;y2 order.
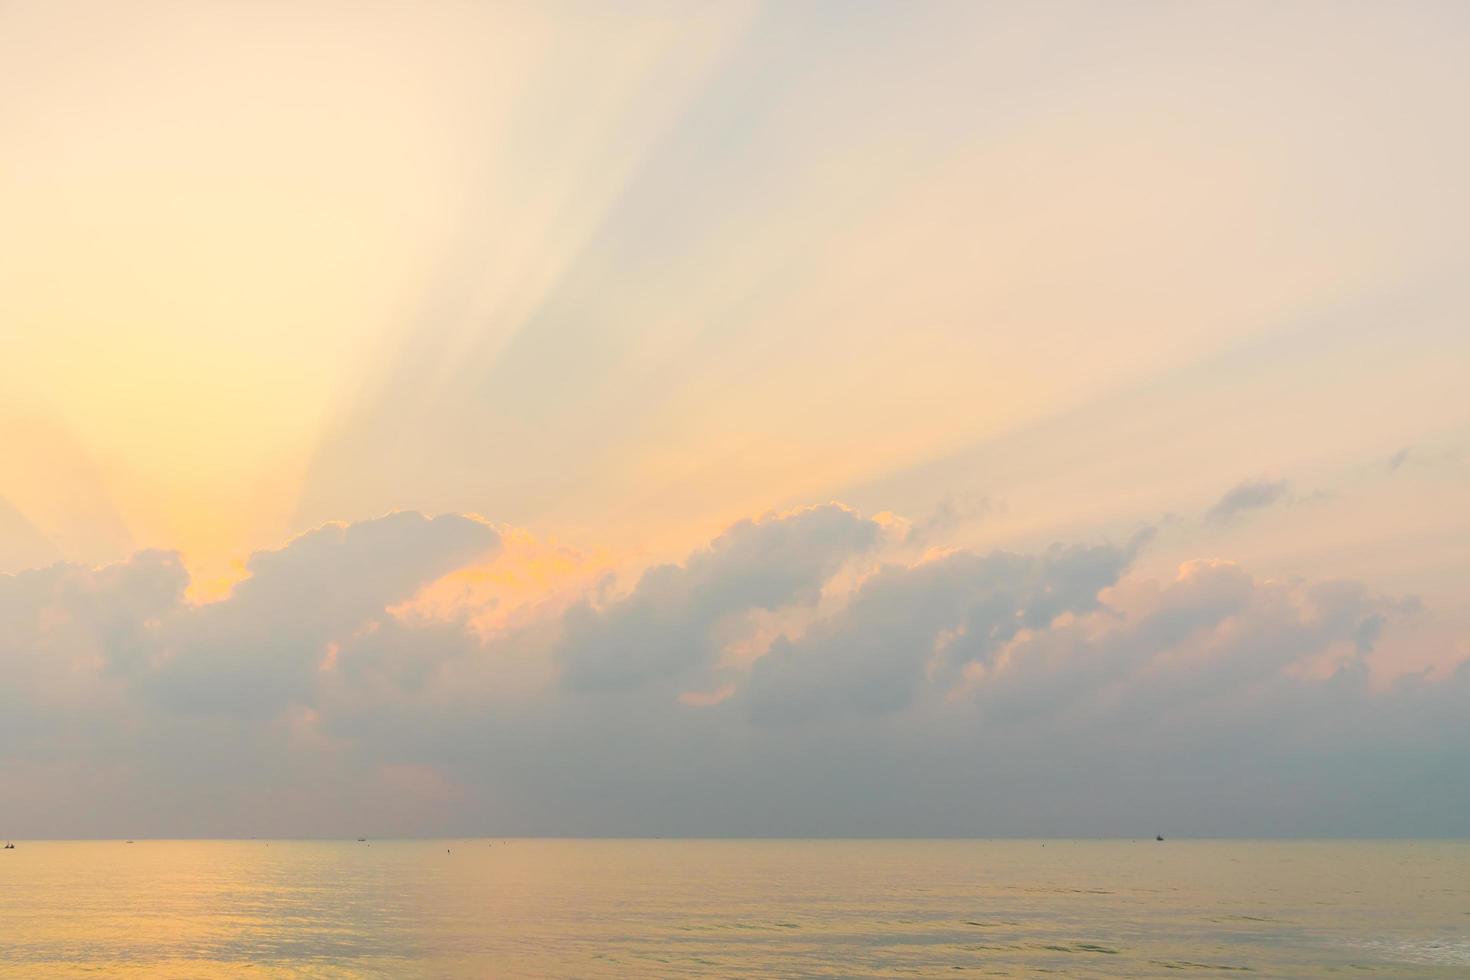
2;0;1468;838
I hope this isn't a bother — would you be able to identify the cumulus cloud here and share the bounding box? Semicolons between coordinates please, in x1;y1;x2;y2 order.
557;504;881;691
745;539;1140;725
0;504;1465;838
1207;477;1289;521
149;512;500;717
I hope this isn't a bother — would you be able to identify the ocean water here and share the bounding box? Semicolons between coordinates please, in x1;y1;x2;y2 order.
0;839;1466;977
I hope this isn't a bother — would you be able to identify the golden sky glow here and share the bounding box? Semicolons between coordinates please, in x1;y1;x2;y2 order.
3;0;1468;657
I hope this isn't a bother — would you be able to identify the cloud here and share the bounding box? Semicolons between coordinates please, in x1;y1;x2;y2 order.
745;539;1139;725
149;512;500;717
901;492;996;550
0;548;191;812
1207;477;1289;521
0;504;1465;838
556;504;881;691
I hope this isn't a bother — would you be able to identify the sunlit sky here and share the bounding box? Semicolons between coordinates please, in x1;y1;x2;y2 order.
3;1;1468;837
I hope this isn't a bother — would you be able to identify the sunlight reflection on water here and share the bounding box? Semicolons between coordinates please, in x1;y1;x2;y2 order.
1;839;1466;977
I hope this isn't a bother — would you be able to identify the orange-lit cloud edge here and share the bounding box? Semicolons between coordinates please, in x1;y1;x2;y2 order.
173;501;1461;695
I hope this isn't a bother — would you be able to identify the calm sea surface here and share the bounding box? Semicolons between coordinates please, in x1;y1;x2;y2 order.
1;839;1466;977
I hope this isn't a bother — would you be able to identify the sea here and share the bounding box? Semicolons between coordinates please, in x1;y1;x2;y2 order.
1;839;1466;977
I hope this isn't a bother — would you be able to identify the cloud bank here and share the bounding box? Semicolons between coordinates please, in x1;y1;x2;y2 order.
1;506;1465;839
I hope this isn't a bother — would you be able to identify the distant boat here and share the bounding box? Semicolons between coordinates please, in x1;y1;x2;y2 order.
357;838;366;842
1156;835;1165;841
3;841;14;849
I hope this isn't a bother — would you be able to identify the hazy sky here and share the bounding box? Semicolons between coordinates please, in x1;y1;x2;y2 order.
2;0;1468;837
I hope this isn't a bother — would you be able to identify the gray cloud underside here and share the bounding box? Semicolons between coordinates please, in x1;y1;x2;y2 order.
1208;478;1290;521
1;506;1464;839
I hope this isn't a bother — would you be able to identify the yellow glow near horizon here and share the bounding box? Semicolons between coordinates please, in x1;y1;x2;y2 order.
2;0;1467;614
